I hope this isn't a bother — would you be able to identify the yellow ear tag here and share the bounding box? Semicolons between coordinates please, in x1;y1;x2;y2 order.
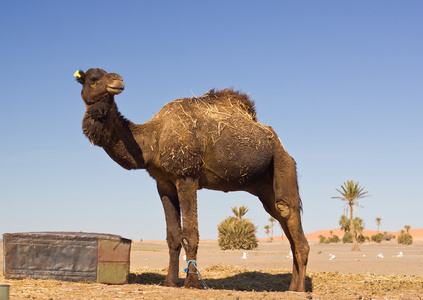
74;70;81;78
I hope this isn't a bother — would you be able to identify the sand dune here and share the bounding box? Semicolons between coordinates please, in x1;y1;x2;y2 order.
303;228;423;241
263;228;423;241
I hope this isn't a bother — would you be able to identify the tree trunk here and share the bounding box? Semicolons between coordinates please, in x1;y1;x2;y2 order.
350;203;360;251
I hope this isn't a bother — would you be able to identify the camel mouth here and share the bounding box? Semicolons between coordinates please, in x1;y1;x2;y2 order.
106;84;124;95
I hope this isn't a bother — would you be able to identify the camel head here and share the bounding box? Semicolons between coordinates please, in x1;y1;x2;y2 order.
74;68;125;105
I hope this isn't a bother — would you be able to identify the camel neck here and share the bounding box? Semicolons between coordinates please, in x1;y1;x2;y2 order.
82;100;146;170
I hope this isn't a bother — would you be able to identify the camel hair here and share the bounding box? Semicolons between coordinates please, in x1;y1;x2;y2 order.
74;68;309;292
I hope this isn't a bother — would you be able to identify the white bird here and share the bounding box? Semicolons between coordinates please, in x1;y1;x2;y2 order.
396;252;403;257
329;254;336;260
286;250;293;258
242;252;247;259
377;253;384;259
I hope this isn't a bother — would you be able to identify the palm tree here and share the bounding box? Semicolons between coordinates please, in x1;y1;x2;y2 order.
268;217;276;240
218;205;258;250
404;225;411;234
332;180;370;251
354;217;365;235
339;214;350;232
375;217;381;233
264;225;270;238
231;205;249;219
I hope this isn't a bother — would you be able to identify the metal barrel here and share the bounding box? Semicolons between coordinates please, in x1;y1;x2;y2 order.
3;232;131;284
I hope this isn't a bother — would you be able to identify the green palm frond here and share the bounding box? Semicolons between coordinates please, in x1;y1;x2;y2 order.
332;180;370;205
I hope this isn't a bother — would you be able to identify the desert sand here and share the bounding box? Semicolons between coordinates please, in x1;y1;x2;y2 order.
1;230;422;299
131;238;423;277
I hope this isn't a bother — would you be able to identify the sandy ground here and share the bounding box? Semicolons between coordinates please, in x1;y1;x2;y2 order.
131;239;423;277
1;238;423;299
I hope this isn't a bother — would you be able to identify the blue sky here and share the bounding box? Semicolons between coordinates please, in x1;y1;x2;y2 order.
1;1;422;241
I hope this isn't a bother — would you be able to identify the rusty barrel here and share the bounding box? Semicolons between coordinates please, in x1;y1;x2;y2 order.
3;232;131;284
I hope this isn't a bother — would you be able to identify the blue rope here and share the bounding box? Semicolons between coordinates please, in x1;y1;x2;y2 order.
184;260;208;289
184;260;197;272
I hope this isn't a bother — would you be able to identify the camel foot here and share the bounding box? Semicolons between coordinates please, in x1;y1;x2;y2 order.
288;285;297;292
163;277;178;287
288;281;306;292
184;275;201;289
288;286;306;293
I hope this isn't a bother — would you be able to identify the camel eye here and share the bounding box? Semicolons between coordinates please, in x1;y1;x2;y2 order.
90;77;98;83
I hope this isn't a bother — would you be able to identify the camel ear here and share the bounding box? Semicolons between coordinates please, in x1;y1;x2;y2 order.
74;70;85;84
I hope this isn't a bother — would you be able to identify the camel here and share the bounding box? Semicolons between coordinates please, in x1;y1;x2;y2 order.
74;68;309;292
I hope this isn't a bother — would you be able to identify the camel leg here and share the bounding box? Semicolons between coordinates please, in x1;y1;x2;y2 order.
260;191;309;292
268;140;310;292
157;180;182;287
176;177;201;289
274;185;309;290
280;210;309;292
259;186;308;292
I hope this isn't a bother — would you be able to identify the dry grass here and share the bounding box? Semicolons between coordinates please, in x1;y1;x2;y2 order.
2;265;423;299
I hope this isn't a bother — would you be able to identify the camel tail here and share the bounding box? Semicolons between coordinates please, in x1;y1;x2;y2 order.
291;157;303;213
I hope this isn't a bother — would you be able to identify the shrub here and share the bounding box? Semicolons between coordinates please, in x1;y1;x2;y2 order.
318;235;327;244
382;232;395;241
397;230;413;245
371;233;383;243
218;216;258;250
357;234;369;244
327;235;340;243
342;232;353;243
318;234;340;244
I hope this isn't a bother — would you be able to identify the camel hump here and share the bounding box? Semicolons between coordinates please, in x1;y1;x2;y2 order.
202;88;257;121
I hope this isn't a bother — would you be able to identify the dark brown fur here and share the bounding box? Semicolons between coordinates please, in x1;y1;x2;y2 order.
76;68;309;291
